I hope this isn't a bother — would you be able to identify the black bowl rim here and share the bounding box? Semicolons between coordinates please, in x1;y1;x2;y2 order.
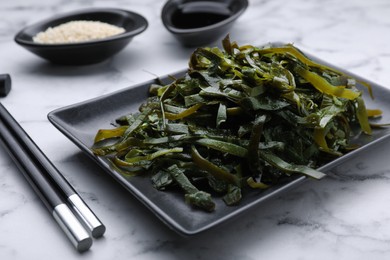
14;8;148;48
161;0;248;34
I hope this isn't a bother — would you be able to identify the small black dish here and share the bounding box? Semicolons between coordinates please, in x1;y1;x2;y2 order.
14;8;148;65
161;0;248;47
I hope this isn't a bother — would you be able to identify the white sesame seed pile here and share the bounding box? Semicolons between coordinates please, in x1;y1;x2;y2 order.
33;20;126;44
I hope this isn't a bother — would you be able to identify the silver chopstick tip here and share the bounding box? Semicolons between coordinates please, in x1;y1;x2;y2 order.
68;194;106;238
53;204;92;252
91;223;106;238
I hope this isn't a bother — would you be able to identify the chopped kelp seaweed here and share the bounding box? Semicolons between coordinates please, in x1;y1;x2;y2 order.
92;36;382;212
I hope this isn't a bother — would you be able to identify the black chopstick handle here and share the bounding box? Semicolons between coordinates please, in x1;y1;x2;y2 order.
0;120;92;252
0;103;105;238
0;121;62;208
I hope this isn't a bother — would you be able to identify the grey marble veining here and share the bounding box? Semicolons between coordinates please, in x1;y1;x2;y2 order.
1;0;390;259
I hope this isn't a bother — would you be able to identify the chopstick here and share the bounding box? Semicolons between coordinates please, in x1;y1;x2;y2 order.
0;103;106;238
0;103;105;251
0;119;92;251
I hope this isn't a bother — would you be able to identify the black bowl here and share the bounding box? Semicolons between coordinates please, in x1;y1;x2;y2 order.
14;8;148;65
161;0;248;47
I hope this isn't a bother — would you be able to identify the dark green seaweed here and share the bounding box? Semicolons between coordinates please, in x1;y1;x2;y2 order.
92;36;380;212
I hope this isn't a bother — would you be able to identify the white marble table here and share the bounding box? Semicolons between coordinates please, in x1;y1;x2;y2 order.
1;0;390;259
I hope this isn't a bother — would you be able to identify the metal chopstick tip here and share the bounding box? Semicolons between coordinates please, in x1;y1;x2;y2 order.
52;204;92;252
68;194;106;238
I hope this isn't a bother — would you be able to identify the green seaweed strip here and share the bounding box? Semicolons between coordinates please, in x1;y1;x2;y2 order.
259;150;326;179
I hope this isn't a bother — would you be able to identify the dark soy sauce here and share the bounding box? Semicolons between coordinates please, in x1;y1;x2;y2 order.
171;1;232;29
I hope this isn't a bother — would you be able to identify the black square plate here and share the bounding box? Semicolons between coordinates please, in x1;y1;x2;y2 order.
48;54;390;235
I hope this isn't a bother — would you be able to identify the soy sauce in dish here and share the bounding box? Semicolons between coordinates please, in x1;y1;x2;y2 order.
171;1;232;29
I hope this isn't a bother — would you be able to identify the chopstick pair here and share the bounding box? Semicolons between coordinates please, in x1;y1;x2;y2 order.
0;103;105;252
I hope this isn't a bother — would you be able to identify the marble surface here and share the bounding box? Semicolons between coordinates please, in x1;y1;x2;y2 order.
1;0;390;259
